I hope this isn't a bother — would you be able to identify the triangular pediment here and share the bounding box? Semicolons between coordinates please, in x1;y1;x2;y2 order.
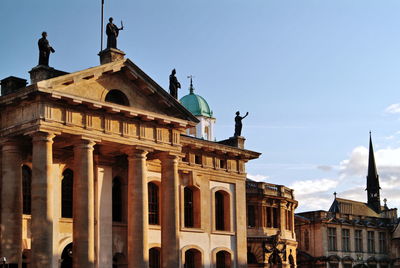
35;59;198;125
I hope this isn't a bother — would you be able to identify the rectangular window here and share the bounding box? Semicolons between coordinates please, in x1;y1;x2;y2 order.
355;230;363;252
272;207;278;228
379;232;387;253
285;210;293;230
194;154;202;165
220;159;227;169
328;227;337;251
342;229;350;252
247;205;256;228
265;207;272;227
368;231;375;253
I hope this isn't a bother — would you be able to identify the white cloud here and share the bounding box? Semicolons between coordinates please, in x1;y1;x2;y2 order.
247;174;270;182
290;178;339;196
385;103;400;114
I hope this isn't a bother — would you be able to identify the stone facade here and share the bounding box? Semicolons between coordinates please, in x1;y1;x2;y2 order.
295;134;400;268
246;180;298;267
295;207;397;268
0;50;260;267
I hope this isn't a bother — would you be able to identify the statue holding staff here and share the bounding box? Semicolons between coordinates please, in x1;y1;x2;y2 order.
106;17;124;49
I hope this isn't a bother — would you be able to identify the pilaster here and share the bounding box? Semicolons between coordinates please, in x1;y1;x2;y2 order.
31;132;56;268
0;139;22;266
279;200;287;235
73;139;96;268
126;148;149;268
160;153;180;268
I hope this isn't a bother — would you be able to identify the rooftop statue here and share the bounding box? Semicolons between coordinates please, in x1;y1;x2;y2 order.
169;69;181;99
38;32;55;66
106;17;124;49
234;111;248;137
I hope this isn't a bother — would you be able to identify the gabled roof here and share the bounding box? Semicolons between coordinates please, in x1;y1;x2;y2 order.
1;58;199;127
328;197;380;217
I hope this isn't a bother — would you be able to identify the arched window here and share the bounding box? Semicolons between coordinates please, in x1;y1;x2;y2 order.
60;243;73;268
62;169;73;218
215;190;230;231
112;177;123;222
216;251;231;268
148;182;159;225
184;249;202;268
247;252;258;264
149;248;161;268
105;90;129;106
22;165;32;215
184;187;194;227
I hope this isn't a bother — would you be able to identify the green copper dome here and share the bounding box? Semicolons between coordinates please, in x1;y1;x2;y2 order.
179;81;213;118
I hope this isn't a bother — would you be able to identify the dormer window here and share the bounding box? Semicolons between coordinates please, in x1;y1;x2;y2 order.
105;89;130;106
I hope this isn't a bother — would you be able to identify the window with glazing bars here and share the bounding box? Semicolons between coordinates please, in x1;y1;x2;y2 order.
184;187;194;228
379;232;387;253
328;227;337;251
112;177;122;222
215;191;225;230
342;229;350;252
355;229;363;252
62;169;73;218
368;231;375;253
22;165;32;215
148;182;159;225
247;205;256;228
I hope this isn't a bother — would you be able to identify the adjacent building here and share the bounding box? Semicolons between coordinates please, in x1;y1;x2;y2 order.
295;135;399;268
246;180;298;267
0;47;260;267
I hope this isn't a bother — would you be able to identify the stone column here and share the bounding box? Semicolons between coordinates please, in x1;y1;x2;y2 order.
73;139;96;268
160;153;180;268
279;200;287;235
31;132;55;268
0;139;22;266
127;149;149;268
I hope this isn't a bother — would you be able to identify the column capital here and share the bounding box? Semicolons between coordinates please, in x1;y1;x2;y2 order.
279;200;288;207
74;138;96;151
31;131;56;143
156;151;182;163
124;146;152;160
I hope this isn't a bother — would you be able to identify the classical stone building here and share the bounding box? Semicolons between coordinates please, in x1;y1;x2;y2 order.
246;180;298;267
295;135;399;268
0;48;260;267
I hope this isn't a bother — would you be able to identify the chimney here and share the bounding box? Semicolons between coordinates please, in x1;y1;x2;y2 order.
98;48;125;65
1;76;27;96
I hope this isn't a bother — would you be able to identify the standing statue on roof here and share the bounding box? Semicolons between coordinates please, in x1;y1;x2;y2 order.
234;111;249;137
38;32;55;66
169;69;181;99
106;17;124;49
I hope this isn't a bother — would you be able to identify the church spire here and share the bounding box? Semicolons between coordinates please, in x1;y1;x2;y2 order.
366;132;381;213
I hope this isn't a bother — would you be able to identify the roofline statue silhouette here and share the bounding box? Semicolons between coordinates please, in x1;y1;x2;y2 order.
169;69;181;99
106;17;124;49
38;32;55;67
234;111;248;137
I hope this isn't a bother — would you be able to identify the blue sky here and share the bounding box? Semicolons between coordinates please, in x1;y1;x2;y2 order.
2;0;400;211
